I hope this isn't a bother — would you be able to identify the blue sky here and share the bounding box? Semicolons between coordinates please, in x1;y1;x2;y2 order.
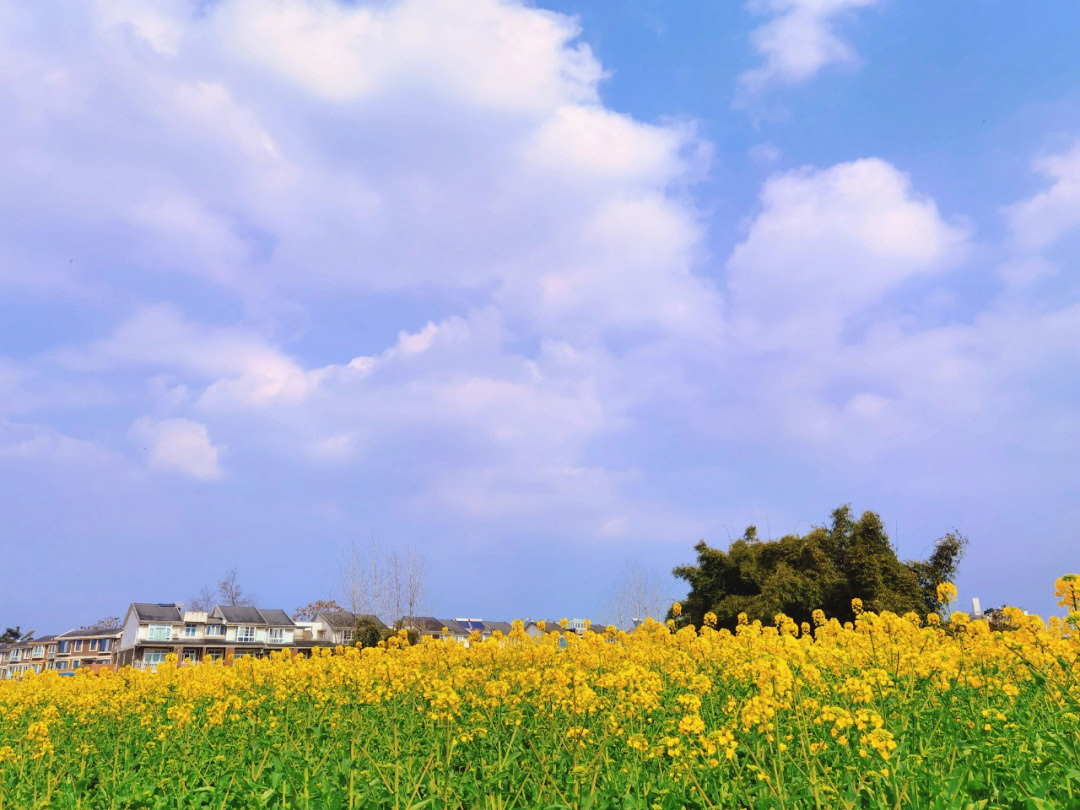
2;0;1078;631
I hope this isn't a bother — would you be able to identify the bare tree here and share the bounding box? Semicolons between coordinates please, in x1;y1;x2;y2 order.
338;542;382;619
188;568;255;611
336;541;428;628
217;569;254;606
385;547;427;628
80;616;121;632
187;587;215;612
608;560;673;630
292;599;342;621
402;548;426;624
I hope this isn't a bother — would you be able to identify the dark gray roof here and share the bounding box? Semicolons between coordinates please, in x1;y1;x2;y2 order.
131;603;183;622
483;621;513;634
59;627;122;639
214;606;297;626
399;616;466;634
525;621;564;634
214;605;265;624
257;608;297;627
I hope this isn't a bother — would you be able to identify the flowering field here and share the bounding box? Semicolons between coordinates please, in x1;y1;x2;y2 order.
2;582;1079;809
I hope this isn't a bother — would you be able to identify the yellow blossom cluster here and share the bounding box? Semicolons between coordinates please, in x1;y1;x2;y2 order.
0;578;1077;807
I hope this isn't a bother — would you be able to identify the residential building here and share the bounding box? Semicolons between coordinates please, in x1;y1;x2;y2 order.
54;626;121;673
400;616;469;642
309;609;388;645
0;634;57;678
117;602;324;670
454;618;513;639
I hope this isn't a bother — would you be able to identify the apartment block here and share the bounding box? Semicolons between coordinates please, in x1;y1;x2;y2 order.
116;602;330;670
0;635;56;679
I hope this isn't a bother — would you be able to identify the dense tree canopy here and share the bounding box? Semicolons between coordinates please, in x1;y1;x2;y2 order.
673;506;966;629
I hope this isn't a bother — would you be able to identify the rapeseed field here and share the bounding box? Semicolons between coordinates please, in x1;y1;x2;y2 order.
1;578;1078;809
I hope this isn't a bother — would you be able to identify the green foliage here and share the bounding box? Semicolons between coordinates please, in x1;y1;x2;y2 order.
673;505;967;628
353;617;385;649
0;626;20;643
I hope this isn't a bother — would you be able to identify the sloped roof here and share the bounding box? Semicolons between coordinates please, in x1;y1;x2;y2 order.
59;626;122;639
524;621;564;634
215;606;264;624
400;616;467;635
255;608;297;627
214;606;297;626
131;603;184;622
483;621;513;634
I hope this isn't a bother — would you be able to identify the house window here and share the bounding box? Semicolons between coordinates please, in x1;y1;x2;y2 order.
236;626;256;643
58;640;70;653
142;650;169;672
72;659;80;669
147;624;171;641
57;661;68;670
74;640;84;651
268;628;284;644
10;650;21;661
205;649;224;661
32;645;44;658
182;650;200;663
206;624;224;636
183;624;198;637
342;629;354;642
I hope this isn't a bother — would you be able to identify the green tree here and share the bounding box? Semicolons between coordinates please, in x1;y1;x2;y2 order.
354;616;385;649
673;506;966;629
1;626;20;643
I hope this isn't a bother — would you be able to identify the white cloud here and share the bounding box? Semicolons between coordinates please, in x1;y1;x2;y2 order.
716;154;1080;486
727;158;969;333
0;420;117;465
4;0;1078;572
129;416;223;481
0;0;710;332
737;0;878;99
206;0;603;109
1005;141;1080;250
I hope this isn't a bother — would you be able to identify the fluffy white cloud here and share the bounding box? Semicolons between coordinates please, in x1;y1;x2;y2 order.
1;0;706;321
2;0;1077;580
1005;141;1080;250
737;0;878;99
129;416;223;481
727;158;968;334
0;0;724;530
718;154;1080;486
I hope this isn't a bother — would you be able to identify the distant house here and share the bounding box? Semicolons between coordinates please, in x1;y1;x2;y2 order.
399;616;469;641
55;626;121;673
524;621;563;639
454;618;513;639
0;634;57;678
309;609;387;645
449;617;511;643
117;602;324;670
